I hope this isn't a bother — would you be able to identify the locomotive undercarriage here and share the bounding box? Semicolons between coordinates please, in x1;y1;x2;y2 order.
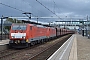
9;40;28;48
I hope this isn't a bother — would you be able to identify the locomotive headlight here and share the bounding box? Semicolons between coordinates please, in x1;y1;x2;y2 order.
12;36;15;38
22;36;26;39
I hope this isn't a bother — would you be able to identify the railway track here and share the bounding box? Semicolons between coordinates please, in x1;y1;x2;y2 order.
0;34;72;60
0;49;20;60
28;34;71;60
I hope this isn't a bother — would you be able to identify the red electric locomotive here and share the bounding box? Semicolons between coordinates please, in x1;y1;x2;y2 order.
9;23;56;48
9;22;75;48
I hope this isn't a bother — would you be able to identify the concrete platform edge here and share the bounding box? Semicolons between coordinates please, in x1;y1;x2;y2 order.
69;34;77;60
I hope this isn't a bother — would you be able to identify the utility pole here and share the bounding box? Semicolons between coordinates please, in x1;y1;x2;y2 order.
1;16;3;40
86;15;88;36
1;15;8;40
37;16;38;23
37;18;38;23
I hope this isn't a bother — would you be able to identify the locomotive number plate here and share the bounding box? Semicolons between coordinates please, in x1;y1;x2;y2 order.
15;36;22;38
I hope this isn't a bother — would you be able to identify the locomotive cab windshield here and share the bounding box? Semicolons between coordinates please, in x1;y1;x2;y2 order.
12;25;26;30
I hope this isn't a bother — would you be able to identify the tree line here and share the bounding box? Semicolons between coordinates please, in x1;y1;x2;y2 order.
4;18;22;31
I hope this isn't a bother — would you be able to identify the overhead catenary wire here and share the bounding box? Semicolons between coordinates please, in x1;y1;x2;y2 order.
22;0;58;23
21;0;39;17
0;1;62;20
0;2;25;12
0;2;37;19
53;0;61;13
36;0;61;19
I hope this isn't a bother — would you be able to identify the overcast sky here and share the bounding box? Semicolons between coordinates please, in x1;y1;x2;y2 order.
0;0;90;22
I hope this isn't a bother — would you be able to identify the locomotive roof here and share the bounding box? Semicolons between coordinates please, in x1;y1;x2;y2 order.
12;23;27;25
12;23;47;28
12;23;56;29
22;20;54;27
12;19;56;28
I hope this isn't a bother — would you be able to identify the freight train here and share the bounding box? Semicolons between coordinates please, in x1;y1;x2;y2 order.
9;23;74;48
